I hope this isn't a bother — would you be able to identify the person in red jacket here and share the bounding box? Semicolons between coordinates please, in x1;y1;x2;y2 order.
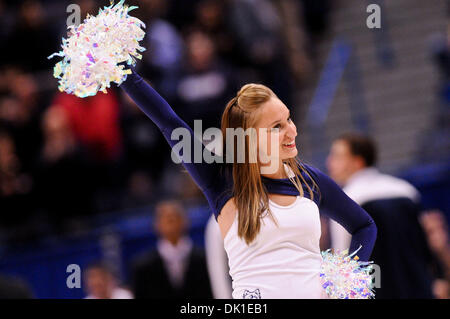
52;89;122;163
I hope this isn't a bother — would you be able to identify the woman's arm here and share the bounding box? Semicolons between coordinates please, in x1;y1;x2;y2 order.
120;69;221;192
304;164;377;261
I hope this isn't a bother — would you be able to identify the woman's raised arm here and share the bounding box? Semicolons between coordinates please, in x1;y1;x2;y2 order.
120;69;221;193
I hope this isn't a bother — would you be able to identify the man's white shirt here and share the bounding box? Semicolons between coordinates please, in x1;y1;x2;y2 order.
330;167;420;251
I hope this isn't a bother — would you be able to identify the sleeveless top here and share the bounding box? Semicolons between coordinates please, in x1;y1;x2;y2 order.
224;195;328;299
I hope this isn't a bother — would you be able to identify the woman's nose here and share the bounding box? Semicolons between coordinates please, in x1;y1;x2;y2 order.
286;122;297;139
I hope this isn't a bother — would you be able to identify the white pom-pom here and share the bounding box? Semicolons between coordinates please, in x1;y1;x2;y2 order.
48;0;146;98
320;246;375;299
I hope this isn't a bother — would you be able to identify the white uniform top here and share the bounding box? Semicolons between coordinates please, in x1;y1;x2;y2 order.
223;196;327;299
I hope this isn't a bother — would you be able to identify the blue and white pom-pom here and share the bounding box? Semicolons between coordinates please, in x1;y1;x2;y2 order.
48;0;146;98
320;246;375;299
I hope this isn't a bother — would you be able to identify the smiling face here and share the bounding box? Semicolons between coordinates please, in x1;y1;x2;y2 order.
253;97;298;165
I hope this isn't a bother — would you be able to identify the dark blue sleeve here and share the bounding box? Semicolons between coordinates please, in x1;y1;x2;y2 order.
304;164;377;261
119;69;222;194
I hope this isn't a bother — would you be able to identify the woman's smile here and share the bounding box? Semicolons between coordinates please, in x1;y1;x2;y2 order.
282;141;296;149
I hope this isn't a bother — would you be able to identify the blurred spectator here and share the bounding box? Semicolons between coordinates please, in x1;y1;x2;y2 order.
298;0;331;55
52;90;122;163
420;210;450;298
174;29;237;129
122;170;157;209
430;25;450;101
0;0;16;48
275;0;314;84
0;274;33;299
120;90;169;183
419;28;450;164
227;0;294;108
77;0;98;21
161;163;205;207
194;0;239;65
0;69;43;171
326;133;436;299
33;106;95;233
139;0;184;100
84;262;133;299
5;0;59;72
0;130;34;230
131;200;212;298
165;0;200;31
51;89;125;212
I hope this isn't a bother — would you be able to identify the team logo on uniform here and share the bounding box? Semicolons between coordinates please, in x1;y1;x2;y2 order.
243;288;261;299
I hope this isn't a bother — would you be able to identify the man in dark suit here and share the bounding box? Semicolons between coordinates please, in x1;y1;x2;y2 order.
131;199;213;299
326;133;436;298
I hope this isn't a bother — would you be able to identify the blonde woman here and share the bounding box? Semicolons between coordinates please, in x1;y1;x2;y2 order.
120;69;377;299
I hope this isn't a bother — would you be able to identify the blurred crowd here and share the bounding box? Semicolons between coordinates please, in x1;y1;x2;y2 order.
0;0;331;243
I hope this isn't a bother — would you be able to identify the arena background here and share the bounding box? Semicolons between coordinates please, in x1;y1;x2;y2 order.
0;0;448;298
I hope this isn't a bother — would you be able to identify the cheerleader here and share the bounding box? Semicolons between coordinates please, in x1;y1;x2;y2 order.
120;70;377;299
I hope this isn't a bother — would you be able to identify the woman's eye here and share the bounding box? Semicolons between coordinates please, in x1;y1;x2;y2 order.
272;124;281;131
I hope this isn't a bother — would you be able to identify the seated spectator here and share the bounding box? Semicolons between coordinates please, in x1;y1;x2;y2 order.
0;69;43;173
227;0;294;107
174;29;238;130
194;0;239;65
120;91;170;183
160;163;206;207
131;199;212;298
51;90;122;163
122;170;158;209
5;0;59;73
165;0;199;31
0;130;34;231
34;106;95;233
430;26;450;102
84;262;133;299
51;88;124;213
139;0;184;100
0;0;15;46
